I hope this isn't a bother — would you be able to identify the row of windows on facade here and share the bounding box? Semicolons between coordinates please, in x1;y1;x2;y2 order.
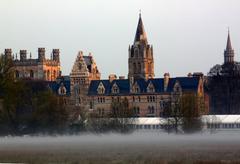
97;106;156;116
74;78;86;85
96;96;167;105
15;70;58;80
97;83;155;95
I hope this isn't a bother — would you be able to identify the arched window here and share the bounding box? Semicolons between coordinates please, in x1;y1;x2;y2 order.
47;70;50;81
15;70;19;78
133;63;137;73
138;62;141;73
134;48;138;58
148;62;152;73
53;70;56;79
111;83;119;94
30;70;34;78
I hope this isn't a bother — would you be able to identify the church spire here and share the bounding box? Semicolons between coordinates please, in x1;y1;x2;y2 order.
226;29;233;50
224;29;234;64
134;12;148;44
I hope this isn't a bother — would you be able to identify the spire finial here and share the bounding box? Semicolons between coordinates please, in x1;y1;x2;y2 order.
139;9;141;17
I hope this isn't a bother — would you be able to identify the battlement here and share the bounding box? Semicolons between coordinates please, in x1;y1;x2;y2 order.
53;49;60;53
20;50;27;61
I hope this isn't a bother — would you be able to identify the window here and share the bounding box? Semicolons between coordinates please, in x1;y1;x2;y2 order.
148;106;155;114
30;70;34;78
98;108;104;116
97;82;105;94
138;96;141;102
111;83;119;94
58;83;67;95
90;101;93;109
15;70;19;78
133;63;137;73
134;107;140;116
147;82;155;93
53;70;56;79
47;70;50;81
138;62;141;73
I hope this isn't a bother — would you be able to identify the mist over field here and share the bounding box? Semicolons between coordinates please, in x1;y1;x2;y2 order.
1;131;240;163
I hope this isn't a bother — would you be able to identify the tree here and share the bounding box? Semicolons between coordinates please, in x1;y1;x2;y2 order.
30;90;69;134
163;93;203;134
87;97;135;133
0;54;27;134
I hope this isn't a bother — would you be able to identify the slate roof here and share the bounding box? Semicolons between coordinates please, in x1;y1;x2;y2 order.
88;77;200;96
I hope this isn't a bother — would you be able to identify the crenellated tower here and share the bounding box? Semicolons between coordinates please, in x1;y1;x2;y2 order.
128;13;154;80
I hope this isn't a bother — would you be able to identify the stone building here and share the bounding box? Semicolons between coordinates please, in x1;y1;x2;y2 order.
4;48;60;81
87;14;207;117
70;51;100;107
88;74;206;117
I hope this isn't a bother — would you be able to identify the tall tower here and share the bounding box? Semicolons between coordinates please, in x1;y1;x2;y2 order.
224;30;234;64
128;13;154;80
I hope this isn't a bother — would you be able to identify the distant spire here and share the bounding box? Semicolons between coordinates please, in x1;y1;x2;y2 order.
224;28;234;64
134;12;148;44
226;28;233;50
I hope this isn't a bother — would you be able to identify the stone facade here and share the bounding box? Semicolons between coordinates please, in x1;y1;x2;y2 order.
70;51;100;107
4;48;61;81
88;74;207;117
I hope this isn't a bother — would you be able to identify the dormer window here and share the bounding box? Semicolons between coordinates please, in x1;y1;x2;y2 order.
111;83;119;94
173;81;182;93
58;83;67;95
132;82;140;93
147;81;155;93
97;82;105;94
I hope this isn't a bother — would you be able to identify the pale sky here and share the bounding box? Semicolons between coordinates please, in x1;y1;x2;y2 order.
1;0;240;78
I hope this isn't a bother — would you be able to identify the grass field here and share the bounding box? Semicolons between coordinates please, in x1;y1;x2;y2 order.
0;131;240;164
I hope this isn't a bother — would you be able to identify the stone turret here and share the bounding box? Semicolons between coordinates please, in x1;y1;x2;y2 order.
52;49;60;62
4;49;12;59
20;50;27;61
38;48;45;62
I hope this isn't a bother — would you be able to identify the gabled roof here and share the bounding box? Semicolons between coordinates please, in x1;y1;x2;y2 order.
88;77;200;96
50;76;71;96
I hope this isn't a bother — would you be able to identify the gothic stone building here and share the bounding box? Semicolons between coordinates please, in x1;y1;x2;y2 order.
4;48;60;81
70;51;100;107
87;14;207;117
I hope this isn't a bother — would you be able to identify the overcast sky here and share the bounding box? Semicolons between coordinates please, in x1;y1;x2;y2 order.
0;0;240;78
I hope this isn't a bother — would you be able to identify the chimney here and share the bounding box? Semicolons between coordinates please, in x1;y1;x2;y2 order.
164;73;170;92
52;49;60;62
20;50;27;61
38;48;45;61
193;72;204;78
109;74;117;83
188;72;193;77
119;76;125;80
